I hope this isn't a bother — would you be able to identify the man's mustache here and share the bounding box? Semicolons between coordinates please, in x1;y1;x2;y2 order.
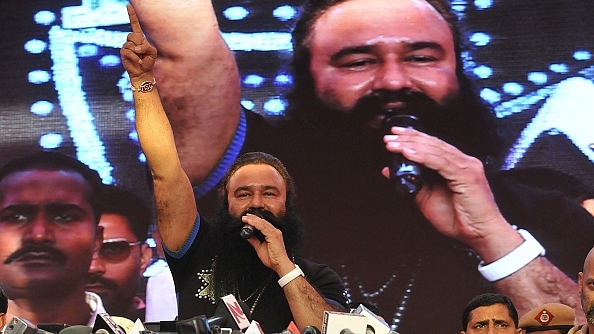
86;275;117;290
4;245;67;264
355;89;437;113
242;208;284;231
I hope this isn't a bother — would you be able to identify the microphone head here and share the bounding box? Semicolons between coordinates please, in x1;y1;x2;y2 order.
301;326;321;334
57;326;92;334
381;109;423;134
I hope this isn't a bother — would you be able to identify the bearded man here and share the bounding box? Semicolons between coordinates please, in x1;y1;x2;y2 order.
569;247;594;334
120;8;348;332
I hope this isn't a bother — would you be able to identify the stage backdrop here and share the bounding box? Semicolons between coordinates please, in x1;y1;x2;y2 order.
0;0;593;331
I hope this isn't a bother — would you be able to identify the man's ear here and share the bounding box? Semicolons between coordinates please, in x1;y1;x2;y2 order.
0;312;6;330
139;243;152;275
94;225;104;253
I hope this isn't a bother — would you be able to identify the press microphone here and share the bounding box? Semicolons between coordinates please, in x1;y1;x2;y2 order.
351;304;390;334
177;295;250;334
57;326;92;334
301;326;321;334
92;313;126;334
382;109;425;195
321;311;366;334
5;317;52;334
207;295;250;330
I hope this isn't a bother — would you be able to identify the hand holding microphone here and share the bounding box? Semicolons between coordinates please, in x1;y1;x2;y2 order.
382;109;426;195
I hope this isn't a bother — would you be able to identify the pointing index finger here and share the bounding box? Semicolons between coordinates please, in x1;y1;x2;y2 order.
126;4;143;35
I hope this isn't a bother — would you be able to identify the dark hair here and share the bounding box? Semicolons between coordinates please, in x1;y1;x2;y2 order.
218;152;298;211
101;185;152;242
287;0;503;164
499;167;594;203
289;0;466;114
462;293;519;330
0;151;105;224
0;285;7;314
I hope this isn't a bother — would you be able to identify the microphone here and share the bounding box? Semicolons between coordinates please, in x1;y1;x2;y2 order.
177;295;250;334
57;326;92;334
37;324;70;334
321;311;366;334
92;314;126;334
351;304;390;334
5;317;52;334
301;326;321;334
244;321;264;334
382;109;425;195
207;294;250;330
240;225;255;239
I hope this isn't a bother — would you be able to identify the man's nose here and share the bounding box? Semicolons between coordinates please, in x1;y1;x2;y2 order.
89;251;106;274
23;215;55;244
249;193;265;209
372;61;413;92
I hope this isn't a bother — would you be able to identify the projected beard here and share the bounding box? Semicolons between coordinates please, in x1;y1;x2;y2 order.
207;205;305;314
287;76;502;167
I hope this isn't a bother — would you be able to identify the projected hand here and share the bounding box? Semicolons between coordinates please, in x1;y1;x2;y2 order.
120;4;157;82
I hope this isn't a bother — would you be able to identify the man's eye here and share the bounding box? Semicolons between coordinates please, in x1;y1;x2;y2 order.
406;55;436;63
53;213;76;222
340;58;377;69
4;214;29;222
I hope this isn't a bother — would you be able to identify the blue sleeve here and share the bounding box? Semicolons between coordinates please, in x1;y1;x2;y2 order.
163;214;201;259
193;109;247;198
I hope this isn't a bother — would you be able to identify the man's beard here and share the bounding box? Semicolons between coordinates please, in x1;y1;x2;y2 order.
288;84;501;165
207;206;306;303
581;290;594;325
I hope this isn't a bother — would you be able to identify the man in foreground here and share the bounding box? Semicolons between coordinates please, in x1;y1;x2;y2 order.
461;293;522;334
120;6;348;331
0;151;105;325
569;247;594;334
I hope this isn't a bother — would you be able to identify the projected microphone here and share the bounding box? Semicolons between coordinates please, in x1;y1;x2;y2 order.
382;109;425;195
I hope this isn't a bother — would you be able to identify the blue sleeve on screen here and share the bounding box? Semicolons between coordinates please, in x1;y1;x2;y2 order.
193;109;247;198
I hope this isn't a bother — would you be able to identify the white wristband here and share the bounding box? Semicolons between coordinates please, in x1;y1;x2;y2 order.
278;264;305;288
477;229;546;282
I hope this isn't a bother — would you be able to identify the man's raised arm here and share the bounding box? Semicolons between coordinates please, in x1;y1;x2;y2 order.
130;0;241;187
121;5;197;252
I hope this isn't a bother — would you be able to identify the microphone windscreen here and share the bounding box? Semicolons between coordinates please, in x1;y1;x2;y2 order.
58;326;92;334
38;324;70;334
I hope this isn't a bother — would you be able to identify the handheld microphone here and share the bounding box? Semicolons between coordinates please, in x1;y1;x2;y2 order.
240;225;255;239
382;109;425;195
